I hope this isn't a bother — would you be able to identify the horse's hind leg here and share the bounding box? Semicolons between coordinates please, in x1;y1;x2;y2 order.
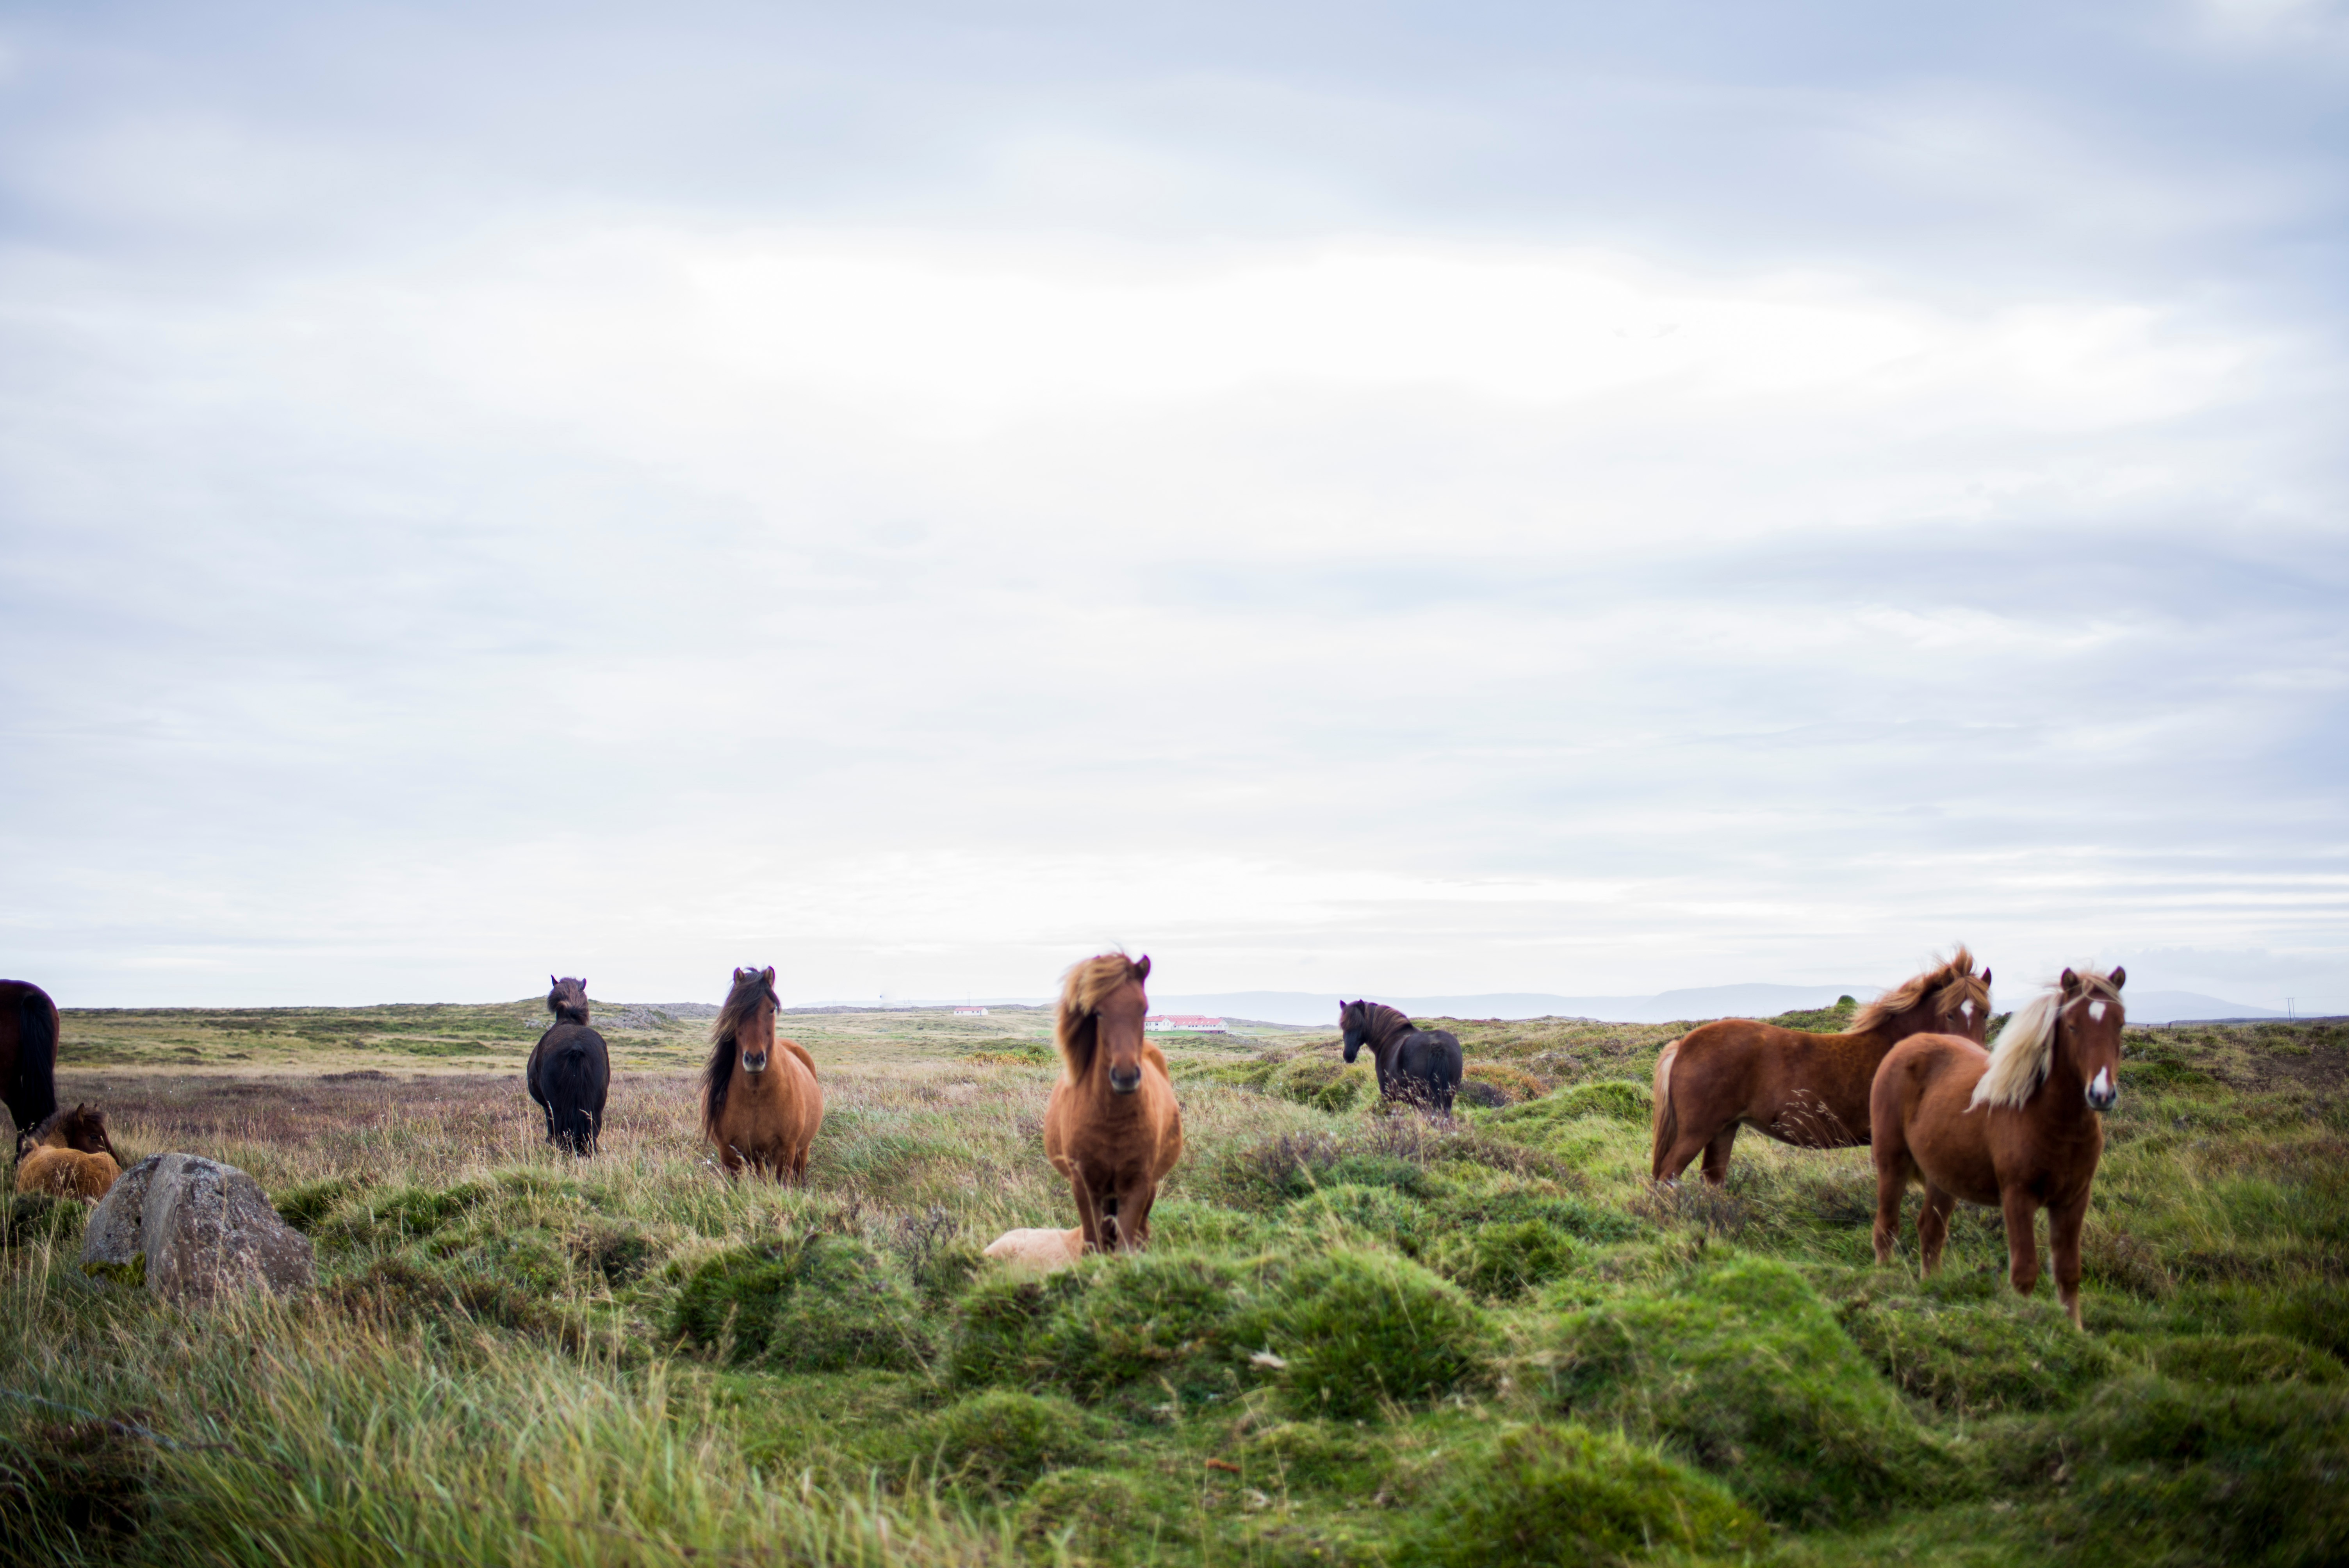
1871;1144;1912;1266
1916;1184;1957;1275
1699;1124;1738;1186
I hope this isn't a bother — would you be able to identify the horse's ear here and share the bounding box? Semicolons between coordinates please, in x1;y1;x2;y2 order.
733;967;749;984
1981;968;1991;987
2060;968;2082;996
1134;955;1151;984
2108;965;2125;989
551;974;559;987
759;966;776;986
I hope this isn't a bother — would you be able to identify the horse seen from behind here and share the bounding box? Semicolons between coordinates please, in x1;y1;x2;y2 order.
1651;947;1991;1185
1871;966;2126;1328
1339;1001;1464;1113
14;1103;122;1200
526;976;611;1155
1045;951;1183;1253
702;966;824;1181
1;979;59;1151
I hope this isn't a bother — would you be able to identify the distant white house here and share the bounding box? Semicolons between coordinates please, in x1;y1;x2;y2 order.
953;1006;989;1017
1146;1014;1225;1033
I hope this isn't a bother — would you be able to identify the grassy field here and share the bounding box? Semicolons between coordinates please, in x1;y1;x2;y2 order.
2;1001;2344;1566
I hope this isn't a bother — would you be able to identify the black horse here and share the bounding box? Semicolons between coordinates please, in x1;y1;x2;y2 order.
1339;1000;1464;1113
2;980;59;1157
526;976;610;1155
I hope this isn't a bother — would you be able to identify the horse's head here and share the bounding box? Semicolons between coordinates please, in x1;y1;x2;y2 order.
1058;951;1151;1094
1932;957;1993;1045
724;966;780;1074
2058;965;2126;1112
547;975;591;1025
1857;946;1991;1043
24;1103;116;1160
1099;957;1151;1095
1339;1000;1369;1062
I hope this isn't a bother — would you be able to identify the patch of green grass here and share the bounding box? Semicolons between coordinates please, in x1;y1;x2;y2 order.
1244;1247;1493;1420
1839;1273;2124;1414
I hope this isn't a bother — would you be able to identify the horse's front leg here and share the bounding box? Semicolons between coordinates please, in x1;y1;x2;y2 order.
1068;1170;1106;1253
2048;1195;2089;1329
1114;1178;1157;1252
2000;1187;2043;1300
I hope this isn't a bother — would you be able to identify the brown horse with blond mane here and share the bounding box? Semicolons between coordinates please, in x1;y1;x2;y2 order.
14;1103;123;1199
1651;948;1991;1185
1044;951;1183;1254
701;966;824;1181
1871;965;2125;1328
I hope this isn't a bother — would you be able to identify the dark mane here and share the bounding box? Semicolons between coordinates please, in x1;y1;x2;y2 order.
547;976;591;1026
702;968;779;1136
1342;1000;1415;1052
20;1101;116;1160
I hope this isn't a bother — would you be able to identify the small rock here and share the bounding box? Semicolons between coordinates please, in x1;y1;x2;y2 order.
82;1154;315;1305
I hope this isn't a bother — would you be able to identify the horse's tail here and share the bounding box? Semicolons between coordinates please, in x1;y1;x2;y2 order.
1650;1037;1683;1178
9;985;59;1140
542;1038;604;1155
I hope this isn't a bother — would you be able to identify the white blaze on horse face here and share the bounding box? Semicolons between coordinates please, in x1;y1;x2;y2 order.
2087;1065;2116;1110
1961;1000;1975;1022
2088;1000;2107;1022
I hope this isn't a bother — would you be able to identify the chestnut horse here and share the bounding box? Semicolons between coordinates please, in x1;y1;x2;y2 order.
701;966;824;1180
1044;951;1183;1253
14;1103;122;1199
1;979;60;1152
525;976;611;1155
1871;966;2125;1328
1651;948;1991;1185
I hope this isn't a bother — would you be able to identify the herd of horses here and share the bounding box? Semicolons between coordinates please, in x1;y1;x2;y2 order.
4;946;2133;1326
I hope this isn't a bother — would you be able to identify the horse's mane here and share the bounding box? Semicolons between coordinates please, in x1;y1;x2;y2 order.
547;977;590;1026
702;968;778;1135
1971;966;2126;1111
1851;946;1986;1034
1057;951;1147;1083
1352;1001;1414;1048
20;1103;110;1156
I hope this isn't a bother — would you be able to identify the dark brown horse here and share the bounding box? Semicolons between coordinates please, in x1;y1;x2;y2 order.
1651;948;1991;1185
1871;966;2125;1328
14;1103;122;1199
1044;952;1183;1253
1;980;59;1152
1339;1001;1464;1112
701;966;823;1180
525;976;611;1155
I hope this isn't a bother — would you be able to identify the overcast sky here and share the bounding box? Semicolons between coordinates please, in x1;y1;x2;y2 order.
3;1;2344;1011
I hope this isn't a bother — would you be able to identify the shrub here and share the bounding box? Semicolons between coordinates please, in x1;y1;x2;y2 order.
1428;1219;1582;1300
1545;1255;1965;1525
1246;1249;1493;1420
1;1193;84;1247
898;1390;1102;1497
270;1176;361;1235
1462;1063;1549;1105
1841;1283;2122;1413
1414;1423;1765;1567
1541;1081;1652;1123
1273;1057;1370;1114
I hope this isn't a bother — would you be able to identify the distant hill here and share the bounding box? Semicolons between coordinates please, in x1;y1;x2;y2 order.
1150;985;1875;1028
2118;991;2281;1025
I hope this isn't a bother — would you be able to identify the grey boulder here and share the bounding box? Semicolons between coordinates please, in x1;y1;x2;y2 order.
82;1153;314;1304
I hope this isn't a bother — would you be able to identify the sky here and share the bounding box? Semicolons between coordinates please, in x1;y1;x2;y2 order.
2;1;2345;1012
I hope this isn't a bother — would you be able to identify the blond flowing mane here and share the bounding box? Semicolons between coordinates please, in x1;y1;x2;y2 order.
1850;946;1987;1035
1971;966;2125;1110
1057;950;1146;1082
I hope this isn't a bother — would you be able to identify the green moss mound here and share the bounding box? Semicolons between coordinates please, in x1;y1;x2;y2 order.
2146;1332;2345;1386
316;1180;491;1249
1247;1248;1493;1420
2;1192;86;1247
270;1176;362;1235
1485;1080;1651;1132
897;1390;1103;1497
1016;1468;1176;1563
1843;1283;2122;1413
1287;1183;1429;1254
1272;1057;1370;1113
1546;1255;1964;1525
1429;1218;1583;1299
672;1236;932;1372
1415;1422;1765;1567
1235;1420;1382;1493
949;1253;1253;1402
2048;1376;2349;1566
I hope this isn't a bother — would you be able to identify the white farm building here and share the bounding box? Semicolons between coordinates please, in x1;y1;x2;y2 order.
1145;1014;1225;1033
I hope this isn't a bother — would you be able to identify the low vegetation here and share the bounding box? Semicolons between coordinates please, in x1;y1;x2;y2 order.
2;1007;2343;1565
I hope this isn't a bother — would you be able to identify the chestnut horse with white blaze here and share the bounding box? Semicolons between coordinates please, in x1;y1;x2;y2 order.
701;966;824;1181
1044;951;1183;1253
1651;948;1991;1185
1871;966;2125;1328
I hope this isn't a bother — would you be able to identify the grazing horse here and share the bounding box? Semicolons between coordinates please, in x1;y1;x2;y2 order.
1651;948;1991;1185
1;980;60;1151
525;976;611;1155
1339;1001;1464;1113
1871;966;2126;1329
1045;952;1183;1253
701;966;823;1180
14;1103;122;1199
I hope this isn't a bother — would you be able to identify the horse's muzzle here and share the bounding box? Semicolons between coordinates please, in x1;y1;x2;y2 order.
1108;1065;1142;1095
2086;1066;2116;1112
742;1051;770;1074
